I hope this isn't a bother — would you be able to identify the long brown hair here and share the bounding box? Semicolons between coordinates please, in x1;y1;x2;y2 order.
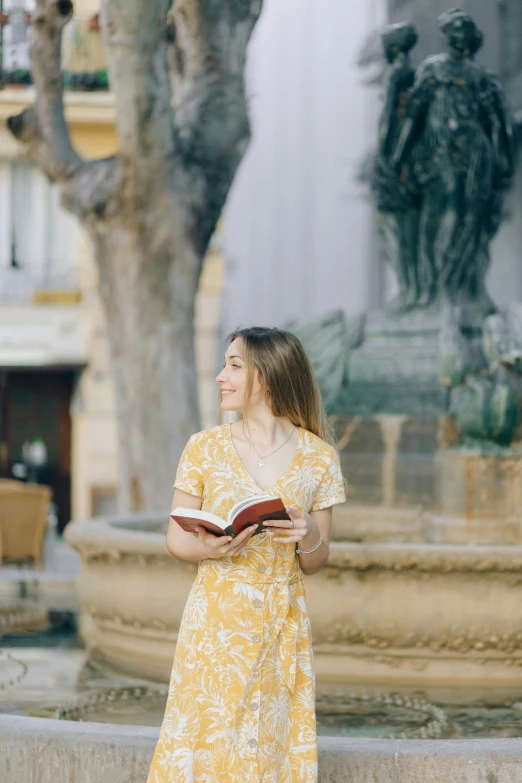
226;327;334;445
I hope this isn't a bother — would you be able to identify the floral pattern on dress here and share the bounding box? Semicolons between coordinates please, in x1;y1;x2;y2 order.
147;424;346;783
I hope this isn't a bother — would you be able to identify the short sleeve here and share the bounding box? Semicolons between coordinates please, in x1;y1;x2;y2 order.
310;446;346;512
174;435;204;498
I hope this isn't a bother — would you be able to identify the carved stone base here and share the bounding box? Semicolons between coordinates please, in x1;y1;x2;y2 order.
66;515;522;700
342;303;488;417
313;647;522;701
332;504;424;543
422;448;522;545
332;413;442;512
436;448;522;519
80;614;177;682
308;542;522;697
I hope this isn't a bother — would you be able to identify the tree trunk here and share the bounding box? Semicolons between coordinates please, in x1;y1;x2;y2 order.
94;216;200;511
7;0;262;512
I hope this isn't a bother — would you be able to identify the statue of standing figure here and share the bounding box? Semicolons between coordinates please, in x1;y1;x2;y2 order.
372;23;421;309
375;8;517;316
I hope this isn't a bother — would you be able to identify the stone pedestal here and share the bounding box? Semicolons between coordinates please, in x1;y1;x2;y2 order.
425;449;522;545
340;305;485;417
66;515;522;699
331;414;441;517
342;308;446;416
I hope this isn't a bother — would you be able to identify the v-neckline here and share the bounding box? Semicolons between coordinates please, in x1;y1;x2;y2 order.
227;422;302;495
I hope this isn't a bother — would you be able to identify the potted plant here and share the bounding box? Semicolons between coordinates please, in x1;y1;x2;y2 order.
97;67;109;89
3;69;32;88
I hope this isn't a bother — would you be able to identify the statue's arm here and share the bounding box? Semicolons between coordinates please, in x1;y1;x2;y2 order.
378;72;400;158
379;71;402;160
379;69;411;159
486;74;517;185
389;62;432;169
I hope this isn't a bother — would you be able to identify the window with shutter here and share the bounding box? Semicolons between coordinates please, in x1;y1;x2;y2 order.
0;162;79;303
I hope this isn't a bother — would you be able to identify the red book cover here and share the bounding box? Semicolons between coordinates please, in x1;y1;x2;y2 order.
170;497;290;538
229;498;289;536
170;514;225;536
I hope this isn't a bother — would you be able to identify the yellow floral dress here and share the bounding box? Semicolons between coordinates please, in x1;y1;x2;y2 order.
147;423;346;783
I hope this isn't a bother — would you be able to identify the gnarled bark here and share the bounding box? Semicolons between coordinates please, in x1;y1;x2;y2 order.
7;0;263;512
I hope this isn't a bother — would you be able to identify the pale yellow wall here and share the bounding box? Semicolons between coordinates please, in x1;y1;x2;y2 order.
196;246;225;429
0;91;118;158
71;230;120;520
71;124;118;158
74;0;101;14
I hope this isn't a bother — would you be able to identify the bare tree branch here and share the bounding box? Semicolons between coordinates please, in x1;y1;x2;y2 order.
169;0;263;251
7;0;82;181
62;155;126;223
6;0;124;222
102;0;176;177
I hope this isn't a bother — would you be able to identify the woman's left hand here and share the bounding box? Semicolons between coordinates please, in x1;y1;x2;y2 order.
264;506;318;545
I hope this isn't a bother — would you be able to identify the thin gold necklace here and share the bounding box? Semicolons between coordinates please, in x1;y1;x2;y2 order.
242;421;296;468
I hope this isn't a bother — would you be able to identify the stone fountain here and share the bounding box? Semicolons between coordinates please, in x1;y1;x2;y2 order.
66;10;522;705
65;502;522;703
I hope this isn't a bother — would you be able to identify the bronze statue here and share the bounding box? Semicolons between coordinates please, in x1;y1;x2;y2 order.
372;23;421;309
387;8;516;316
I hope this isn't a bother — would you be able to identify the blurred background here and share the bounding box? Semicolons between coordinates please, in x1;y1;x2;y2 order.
0;0;385;527
3;0;522;744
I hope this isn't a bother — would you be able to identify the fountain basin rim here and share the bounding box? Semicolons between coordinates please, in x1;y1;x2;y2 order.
327;542;522;573
65;513;168;557
65;514;522;573
4;714;522;783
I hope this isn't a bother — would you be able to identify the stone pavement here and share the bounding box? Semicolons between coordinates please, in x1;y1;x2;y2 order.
0;648;85;717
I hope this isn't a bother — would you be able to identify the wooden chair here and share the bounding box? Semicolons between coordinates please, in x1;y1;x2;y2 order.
0;480;52;569
0;479;29;491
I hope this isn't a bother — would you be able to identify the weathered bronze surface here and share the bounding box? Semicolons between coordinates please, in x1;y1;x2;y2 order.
372;22;421;309
376;9;516;317
302;9;519;421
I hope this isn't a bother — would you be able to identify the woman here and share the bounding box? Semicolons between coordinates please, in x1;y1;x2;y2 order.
147;327;346;783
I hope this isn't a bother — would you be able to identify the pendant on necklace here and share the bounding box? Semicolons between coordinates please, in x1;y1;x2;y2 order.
257;459;265;468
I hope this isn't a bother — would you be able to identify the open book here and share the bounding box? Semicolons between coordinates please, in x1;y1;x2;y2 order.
170;495;290;538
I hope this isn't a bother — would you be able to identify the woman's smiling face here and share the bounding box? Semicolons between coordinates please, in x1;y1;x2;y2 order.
216;338;262;412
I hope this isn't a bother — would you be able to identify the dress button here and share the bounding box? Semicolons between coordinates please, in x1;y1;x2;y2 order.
250;702;259;711
253;599;263;609
257;565;266;574
252;633;261;643
248;739;257;748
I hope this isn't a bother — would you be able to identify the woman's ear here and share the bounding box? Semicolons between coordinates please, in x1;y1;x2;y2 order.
251;368;263;393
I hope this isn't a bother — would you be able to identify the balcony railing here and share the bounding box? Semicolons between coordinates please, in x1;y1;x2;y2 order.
0;3;107;91
0;268;81;304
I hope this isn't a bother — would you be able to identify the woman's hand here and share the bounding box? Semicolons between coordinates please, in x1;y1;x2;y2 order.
194;524;257;559
264;506;320;548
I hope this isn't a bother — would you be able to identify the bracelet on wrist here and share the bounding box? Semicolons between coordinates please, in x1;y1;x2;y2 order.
296;535;323;555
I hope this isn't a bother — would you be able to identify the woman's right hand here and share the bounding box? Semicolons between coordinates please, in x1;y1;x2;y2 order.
194;525;257;559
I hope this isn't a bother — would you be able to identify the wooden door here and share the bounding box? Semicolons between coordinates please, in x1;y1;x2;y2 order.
0;370;74;532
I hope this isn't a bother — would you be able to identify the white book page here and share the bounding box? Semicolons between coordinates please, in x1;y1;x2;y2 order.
228;495;277;523
172;508;227;529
